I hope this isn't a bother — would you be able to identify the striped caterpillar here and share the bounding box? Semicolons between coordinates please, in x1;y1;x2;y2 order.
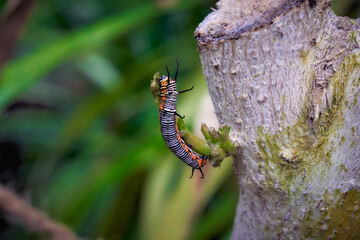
158;62;207;178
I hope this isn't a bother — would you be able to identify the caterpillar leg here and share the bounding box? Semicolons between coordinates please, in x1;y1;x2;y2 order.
189;167;205;179
189;168;195;179
199;168;204;179
178;86;194;95
176;112;185;119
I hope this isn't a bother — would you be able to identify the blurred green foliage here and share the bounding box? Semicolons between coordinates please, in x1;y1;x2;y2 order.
332;0;360;18
0;0;238;239
0;0;358;240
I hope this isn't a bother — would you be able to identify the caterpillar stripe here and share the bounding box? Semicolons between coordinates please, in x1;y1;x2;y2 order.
158;62;207;179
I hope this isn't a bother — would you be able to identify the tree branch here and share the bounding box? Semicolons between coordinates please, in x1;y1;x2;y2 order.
0;185;83;240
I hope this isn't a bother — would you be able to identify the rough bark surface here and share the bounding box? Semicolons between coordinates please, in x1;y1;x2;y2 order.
195;0;360;239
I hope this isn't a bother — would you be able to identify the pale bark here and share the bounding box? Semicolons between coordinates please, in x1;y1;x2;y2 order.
195;0;360;239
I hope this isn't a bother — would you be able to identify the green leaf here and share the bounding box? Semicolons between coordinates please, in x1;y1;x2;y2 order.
0;3;159;110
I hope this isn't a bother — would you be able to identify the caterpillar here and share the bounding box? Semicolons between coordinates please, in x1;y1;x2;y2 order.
158;61;207;179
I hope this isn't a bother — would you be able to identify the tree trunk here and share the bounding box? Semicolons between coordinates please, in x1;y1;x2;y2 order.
195;0;360;239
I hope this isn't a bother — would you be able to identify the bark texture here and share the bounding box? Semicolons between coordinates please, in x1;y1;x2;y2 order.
195;0;360;239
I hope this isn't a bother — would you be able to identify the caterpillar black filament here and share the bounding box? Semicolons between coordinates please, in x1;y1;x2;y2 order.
158;61;207;178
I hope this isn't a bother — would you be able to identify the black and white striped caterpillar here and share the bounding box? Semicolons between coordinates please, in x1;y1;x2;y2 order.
158;62;207;178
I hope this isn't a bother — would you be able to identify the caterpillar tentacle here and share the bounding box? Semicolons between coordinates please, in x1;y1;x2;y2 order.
175;112;185;119
178;86;194;95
